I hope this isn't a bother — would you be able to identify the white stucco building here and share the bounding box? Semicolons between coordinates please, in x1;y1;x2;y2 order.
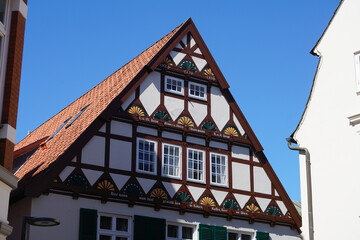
290;0;360;239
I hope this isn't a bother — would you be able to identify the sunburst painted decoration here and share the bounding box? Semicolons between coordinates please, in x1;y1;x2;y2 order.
65;174;89;188
180;60;197;72
97;179;115;192
123;184;142;196
162;55;175;66
150;188;168;200
223;198;239;210
202;121;216;132
178;116;194;127
199;195;217;207
265;205;282;216
245;201;261;213
154;111;170;122
128;104;147;117
286;212;292;218
223;125;239;137
202;65;215;78
175;192;192;203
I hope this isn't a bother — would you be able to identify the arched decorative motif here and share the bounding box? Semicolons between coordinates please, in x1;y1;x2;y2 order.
150;188;168;200
202;65;215;78
198;194;217;207
223;125;240;137
162;55;175;66
222;198;239;210
245;201;261;213
175;192;192;203
65;174;89;188
154;110;170;122
178;116;194;127
128;104;147;117
123;184;142;196
265;205;282;216
180;60;197;72
96;179;116;192
202;121;216;132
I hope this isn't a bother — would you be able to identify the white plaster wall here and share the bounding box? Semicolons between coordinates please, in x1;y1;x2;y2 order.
211;87;229;131
209;141;227;150
162;131;182;141
232;162;250;191
188;101;207;126
59;166;75;181
231;146;250;160
164;96;184;121
109;139;132;171
139;71;161;116
28;193;300;240
137;126;157;136
0;181;11;223
111;121;132;137
233;114;245;135
121;91;135;110
186;136;205;146
253;167;271;195
82;136;105;166
82;169;102;186
294;1;360;239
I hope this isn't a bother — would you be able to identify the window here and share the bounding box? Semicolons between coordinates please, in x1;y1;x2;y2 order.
167;223;194;240
210;153;228;186
0;0;8;78
162;143;182;179
0;0;6;24
355;52;360;93
187;148;205;183
188;82;207;100
165;76;184;95
228;232;252;240
136;138;157;174
98;214;131;240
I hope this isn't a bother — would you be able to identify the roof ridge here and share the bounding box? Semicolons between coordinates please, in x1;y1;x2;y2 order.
15;22;184;151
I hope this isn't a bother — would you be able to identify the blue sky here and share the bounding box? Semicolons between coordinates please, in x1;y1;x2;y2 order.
17;0;341;201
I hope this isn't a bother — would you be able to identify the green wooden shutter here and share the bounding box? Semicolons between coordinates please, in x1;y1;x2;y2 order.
133;215;166;240
199;224;213;240
213;226;227;240
79;208;97;240
256;231;269;240
199;224;227;240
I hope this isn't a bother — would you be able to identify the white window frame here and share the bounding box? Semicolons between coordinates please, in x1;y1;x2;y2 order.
188;82;207;101
354;52;360;94
166;222;195;240
97;213;131;240
136;138;157;175
210;152;228;187
227;231;254;240
186;148;206;184
165;75;184;96
162;143;182;179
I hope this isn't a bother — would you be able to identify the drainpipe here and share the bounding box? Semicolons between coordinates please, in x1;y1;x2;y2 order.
286;137;314;240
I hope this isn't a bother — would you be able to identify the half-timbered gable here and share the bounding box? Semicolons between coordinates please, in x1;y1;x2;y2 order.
10;19;301;240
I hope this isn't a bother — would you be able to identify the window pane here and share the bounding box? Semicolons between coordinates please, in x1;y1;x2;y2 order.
228;232;238;240
241;234;251;240
100;216;112;230
182;227;193;239
116;238;128;240
167;225;178;238
116;218;128;232
100;235;111;240
0;0;5;24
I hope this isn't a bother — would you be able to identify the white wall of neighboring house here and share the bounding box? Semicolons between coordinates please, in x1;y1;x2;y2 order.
294;0;360;239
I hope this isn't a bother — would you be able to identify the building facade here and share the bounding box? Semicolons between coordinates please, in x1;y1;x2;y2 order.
0;0;27;239
291;0;360;239
10;19;301;240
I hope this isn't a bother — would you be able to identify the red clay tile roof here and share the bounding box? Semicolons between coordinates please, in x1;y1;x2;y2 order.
14;22;184;182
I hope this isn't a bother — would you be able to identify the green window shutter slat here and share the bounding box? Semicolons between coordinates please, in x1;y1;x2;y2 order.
256;231;269;240
213;226;227;240
199;224;213;240
79;208;97;240
134;215;166;240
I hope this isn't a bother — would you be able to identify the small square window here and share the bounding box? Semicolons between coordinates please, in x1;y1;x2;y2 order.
167;224;194;240
116;218;128;232
98;214;131;240
165;76;184;95
167;225;179;238
182;227;193;239
188;82;207;100
100;216;112;230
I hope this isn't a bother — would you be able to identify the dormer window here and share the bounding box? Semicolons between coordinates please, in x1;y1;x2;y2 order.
165;76;184;95
188;82;207;101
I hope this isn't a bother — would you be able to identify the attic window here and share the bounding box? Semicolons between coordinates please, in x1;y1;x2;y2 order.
65;104;90;129
47;117;72;141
